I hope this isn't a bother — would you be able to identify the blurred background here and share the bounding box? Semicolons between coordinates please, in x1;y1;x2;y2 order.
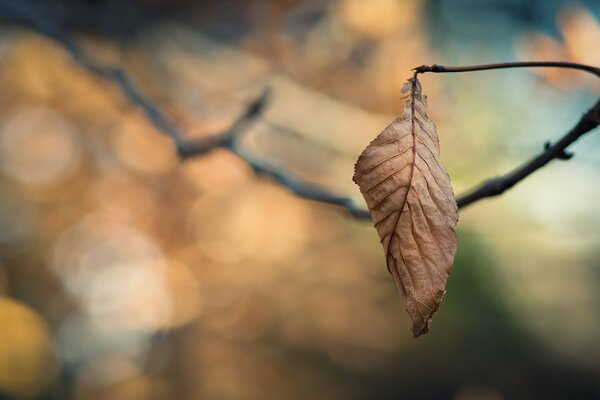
0;0;600;399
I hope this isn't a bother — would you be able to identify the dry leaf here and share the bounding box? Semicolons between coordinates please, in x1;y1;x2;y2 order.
353;77;458;337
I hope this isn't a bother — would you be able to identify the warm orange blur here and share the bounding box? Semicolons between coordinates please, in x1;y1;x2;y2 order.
1;1;600;399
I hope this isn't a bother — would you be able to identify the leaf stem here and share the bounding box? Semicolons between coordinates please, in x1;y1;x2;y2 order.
414;61;600;79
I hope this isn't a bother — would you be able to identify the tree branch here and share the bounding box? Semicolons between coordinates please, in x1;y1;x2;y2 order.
414;61;600;78
456;98;600;208
415;62;600;209
0;6;371;218
60;37;370;217
5;0;600;219
177;90;371;218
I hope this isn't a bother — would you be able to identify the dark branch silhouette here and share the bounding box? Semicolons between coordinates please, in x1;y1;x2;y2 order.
414;61;600;78
416;63;600;209
2;2;599;218
59;37;371;218
456;99;600;208
0;2;371;217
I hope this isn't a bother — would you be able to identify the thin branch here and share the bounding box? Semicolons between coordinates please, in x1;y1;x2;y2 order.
456;98;600;208
176;90;370;218
61;37;370;217
39;41;600;215
62;39;189;148
177;89;272;159
6;0;600;218
414;61;600;78
1;10;371;219
415;62;600;208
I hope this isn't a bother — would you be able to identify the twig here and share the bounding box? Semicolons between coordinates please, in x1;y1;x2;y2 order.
416;62;600;209
0;0;371;217
414;61;600;78
456;98;600;208
60;38;370;217
176;89;272;159
177;90;371;218
231;142;371;219
5;0;600;218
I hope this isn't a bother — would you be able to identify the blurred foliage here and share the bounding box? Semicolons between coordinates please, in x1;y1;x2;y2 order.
0;0;599;399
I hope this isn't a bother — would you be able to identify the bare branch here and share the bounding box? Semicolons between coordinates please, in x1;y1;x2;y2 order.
177;90;370;218
415;62;600;209
177;89;272;159
6;1;600;219
456;98;600;208
1;7;371;219
414;61;600;79
230;142;371;219
62;37;369;217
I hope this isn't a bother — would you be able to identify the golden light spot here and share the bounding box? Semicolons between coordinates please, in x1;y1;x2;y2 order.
190;182;311;270
558;6;600;67
52;216;172;331
87;259;172;332
110;115;176;175
0;107;81;185
518;5;600;90
180;149;252;193
336;0;420;39
89;172;157;219
0;297;59;398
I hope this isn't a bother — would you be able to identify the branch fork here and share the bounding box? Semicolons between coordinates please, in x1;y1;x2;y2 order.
7;3;599;217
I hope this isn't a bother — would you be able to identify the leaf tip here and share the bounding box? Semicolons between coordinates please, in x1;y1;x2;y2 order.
412;326;429;338
411;290;448;338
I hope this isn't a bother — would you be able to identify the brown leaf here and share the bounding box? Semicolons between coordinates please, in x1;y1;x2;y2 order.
353;77;458;337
